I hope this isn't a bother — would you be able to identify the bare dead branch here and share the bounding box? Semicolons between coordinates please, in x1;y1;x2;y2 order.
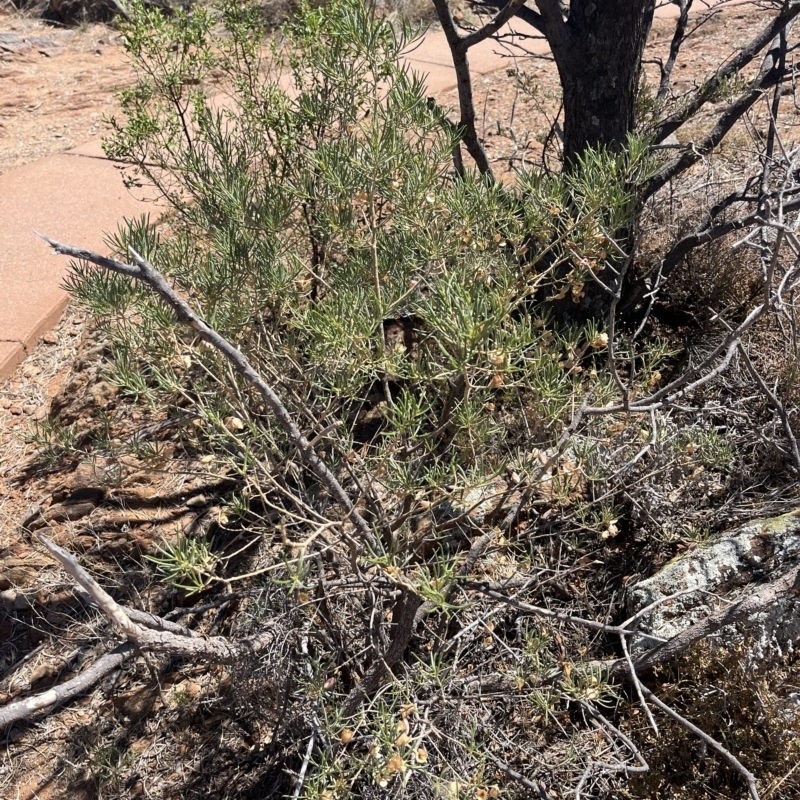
646;16;798;200
73;587;202;639
619;631;659;735
622;195;800;317
42;537;141;643
576;701;650;797
584;336;741;415
640;685;761;800
593;229;796;415
738;341;800;470
656;0;693;101
484;750;550;798
651;1;800;145
0;644;134;730
39;535;282;665
37;234;380;554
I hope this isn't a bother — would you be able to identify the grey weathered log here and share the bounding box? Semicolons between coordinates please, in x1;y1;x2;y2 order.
609;560;800;679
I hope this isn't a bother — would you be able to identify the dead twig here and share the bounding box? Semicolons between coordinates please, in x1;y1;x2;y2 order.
576;702;650;798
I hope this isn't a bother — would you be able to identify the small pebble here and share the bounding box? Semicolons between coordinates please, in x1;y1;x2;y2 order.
42;331;59;344
0;398;11;409
9;406;22;416
23;404;38;415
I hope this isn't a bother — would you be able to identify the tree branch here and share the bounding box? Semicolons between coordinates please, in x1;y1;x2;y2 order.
656;0;693;101
645;28;796;200
40;535;282;663
342;589;423;717
463;581;668;642
622;193;800;317
651;1;800;145
37;234;380;554
473;0;546;35
461;0;531;48
0;644;134;730
430;0;496;178
532;0;571;55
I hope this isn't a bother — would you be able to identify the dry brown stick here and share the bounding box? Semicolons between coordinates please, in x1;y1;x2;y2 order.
1;579;210;730
619;631;659;736
37;234;380;555
342;589;423;718
73;585;201;638
0;644;134;729
616;586;699;735
640;685;760;800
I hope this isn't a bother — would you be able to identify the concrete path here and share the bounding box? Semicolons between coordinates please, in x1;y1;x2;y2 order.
0;2;690;377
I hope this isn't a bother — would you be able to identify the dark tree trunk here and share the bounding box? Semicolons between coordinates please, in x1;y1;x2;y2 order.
526;2;656;325
536;0;655;165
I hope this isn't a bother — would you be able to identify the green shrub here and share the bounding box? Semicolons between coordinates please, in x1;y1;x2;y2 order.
61;0;671;792
72;0;655;498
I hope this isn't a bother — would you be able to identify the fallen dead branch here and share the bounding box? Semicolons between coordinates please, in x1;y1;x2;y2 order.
38;536;280;663
0;644;134;729
0;536;287;729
